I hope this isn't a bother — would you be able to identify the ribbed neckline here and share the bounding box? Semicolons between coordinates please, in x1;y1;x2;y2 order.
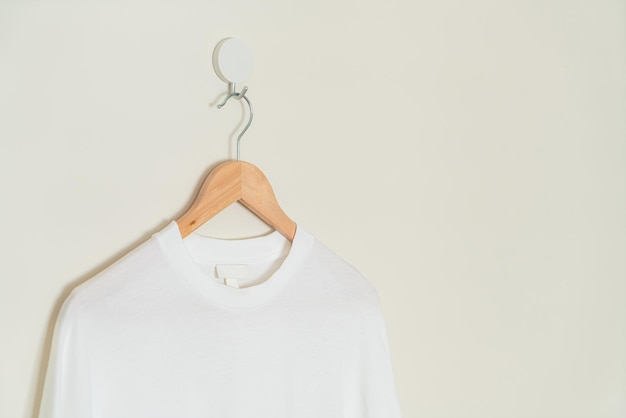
154;220;314;309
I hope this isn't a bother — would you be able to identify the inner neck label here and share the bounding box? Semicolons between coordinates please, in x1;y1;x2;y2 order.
215;264;249;280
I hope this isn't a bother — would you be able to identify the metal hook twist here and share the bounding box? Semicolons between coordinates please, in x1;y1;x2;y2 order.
217;83;253;161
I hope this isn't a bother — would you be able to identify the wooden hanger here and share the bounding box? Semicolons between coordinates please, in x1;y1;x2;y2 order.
175;160;296;241
175;88;296;241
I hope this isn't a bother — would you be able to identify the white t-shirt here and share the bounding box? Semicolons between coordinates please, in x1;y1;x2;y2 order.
39;220;403;418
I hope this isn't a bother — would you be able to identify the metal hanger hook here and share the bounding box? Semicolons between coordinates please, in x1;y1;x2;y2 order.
217;83;253;161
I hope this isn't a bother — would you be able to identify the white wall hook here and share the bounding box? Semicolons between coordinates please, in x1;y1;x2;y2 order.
213;38;255;161
212;38;254;96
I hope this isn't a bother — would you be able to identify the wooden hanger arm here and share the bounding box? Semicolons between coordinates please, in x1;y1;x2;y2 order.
176;162;241;238
240;162;296;241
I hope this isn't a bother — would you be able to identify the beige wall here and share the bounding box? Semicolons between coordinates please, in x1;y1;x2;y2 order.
1;1;624;417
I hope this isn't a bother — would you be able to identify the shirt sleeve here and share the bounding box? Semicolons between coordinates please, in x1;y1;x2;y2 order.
342;286;404;418
363;292;404;417
38;289;92;418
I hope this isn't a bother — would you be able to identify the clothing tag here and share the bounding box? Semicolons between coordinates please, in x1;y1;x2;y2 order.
215;264;249;279
224;277;240;288
215;265;247;288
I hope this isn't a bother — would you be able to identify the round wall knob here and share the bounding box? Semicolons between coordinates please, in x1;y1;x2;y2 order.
212;38;254;84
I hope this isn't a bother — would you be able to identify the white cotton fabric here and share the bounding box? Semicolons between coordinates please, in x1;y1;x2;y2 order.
39;220;403;418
